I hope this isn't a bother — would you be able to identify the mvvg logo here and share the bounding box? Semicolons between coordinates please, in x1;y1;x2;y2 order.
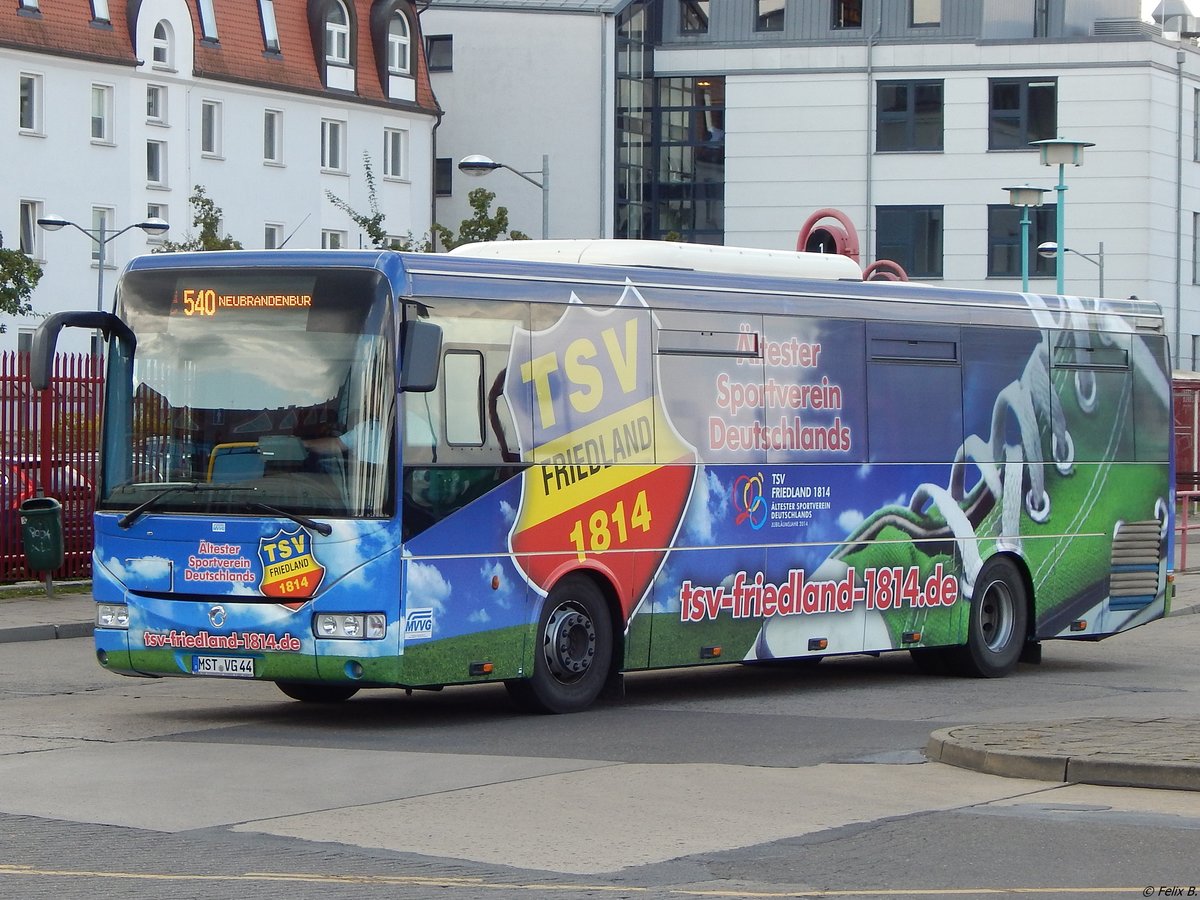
404;608;434;640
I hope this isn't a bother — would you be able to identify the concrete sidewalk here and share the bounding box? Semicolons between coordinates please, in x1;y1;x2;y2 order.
1;573;1198;792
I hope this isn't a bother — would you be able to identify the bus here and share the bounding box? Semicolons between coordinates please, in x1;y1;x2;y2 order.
31;240;1173;713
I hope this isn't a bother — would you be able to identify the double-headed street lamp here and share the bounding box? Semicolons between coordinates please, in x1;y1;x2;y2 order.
1004;184;1049;292
1029;137;1094;295
458;154;549;240
37;214;169;320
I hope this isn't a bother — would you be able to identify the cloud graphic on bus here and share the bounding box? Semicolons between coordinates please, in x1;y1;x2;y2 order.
406;560;451;614
683;467;727;544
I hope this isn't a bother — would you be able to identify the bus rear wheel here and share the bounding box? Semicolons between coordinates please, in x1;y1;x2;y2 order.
950;557;1028;678
276;682;359;703
506;575;613;714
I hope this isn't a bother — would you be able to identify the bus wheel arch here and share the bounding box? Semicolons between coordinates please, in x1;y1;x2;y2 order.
950;552;1032;678
505;571;620;714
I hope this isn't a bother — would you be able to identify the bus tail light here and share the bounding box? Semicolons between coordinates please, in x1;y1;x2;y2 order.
315;613;386;640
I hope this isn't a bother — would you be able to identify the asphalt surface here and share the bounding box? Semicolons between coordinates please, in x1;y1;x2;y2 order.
3;571;1198;792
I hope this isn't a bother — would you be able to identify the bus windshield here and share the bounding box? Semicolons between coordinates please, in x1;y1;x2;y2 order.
100;267;396;518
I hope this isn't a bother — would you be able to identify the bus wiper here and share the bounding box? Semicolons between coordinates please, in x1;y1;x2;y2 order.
248;502;333;537
116;482;253;529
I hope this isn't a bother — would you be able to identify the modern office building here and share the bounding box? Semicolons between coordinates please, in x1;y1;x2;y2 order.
427;0;1200;367
2;0;440;353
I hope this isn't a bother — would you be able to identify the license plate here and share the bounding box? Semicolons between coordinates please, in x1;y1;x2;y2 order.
192;656;255;678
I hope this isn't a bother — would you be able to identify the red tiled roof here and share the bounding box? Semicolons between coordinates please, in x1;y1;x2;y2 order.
0;1;135;65
1;0;440;116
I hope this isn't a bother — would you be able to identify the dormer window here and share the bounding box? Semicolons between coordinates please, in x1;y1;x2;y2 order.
198;0;219;41
325;0;351;65
152;20;174;67
259;0;281;52
388;12;410;74
90;0;110;23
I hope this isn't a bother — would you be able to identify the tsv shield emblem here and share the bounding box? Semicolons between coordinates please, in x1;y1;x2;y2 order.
504;282;696;616
257;526;325;607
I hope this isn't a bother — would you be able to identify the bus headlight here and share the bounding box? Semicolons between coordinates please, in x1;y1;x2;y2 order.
96;604;129;629
314;613;386;640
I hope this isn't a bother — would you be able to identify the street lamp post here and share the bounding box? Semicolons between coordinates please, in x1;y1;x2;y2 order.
457;154;549;240
1004;184;1049;292
1029;137;1094;296
1038;241;1105;297
37;215;169;354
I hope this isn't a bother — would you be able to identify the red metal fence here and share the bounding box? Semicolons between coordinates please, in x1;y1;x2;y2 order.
0;352;102;582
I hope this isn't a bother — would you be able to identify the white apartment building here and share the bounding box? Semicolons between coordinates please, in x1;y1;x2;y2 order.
2;0;440;354
426;0;1200;368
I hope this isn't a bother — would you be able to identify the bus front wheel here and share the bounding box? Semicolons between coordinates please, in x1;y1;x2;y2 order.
506;575;613;714
276;682;359;703
951;557;1029;678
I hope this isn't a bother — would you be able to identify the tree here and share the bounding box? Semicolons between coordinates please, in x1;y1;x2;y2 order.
326;153;435;252
432;188;529;250
155;186;243;252
0;232;42;333
327;155;524;252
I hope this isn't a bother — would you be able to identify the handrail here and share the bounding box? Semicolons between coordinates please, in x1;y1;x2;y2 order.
1177;490;1200;571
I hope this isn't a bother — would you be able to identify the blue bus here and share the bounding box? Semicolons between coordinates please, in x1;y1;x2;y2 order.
32;241;1173;713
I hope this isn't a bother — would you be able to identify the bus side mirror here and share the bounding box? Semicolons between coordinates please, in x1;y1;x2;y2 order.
398;319;442;392
31;311;136;389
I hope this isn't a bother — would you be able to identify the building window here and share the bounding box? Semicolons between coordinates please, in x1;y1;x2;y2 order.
876;206;943;278
17;330;35;354
201;101;222;156
987;204;1057;279
1194;212;1200;284
18;0;38;12
435;157;453;196
321;119;345;171
90;0;110;23
322;230;347;249
877;80;943;152
989;78;1056;150
388;12;411;74
1195;89;1200;162
259;0;280;52
91;84;113;142
832;0;862;28
145;203;168;242
147;140;167;185
426;35;452;72
911;0;940;26
91;207;113;262
325;0;350;64
756;0;784;31
19;73;41;132
265;223;283;249
19;200;42;258
146;84;167;124
152;21;173;67
680;0;709;33
198;0;218;41
383;128;408;179
646;76;725;244
264;109;282;163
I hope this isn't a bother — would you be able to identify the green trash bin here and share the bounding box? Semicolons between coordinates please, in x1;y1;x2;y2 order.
20;496;64;573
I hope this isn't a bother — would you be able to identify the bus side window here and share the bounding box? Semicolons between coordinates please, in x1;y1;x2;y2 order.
866;323;963;464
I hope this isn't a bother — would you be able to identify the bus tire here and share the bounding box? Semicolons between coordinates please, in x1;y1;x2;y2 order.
950;556;1029;678
506;575;613;714
276;682;359;703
